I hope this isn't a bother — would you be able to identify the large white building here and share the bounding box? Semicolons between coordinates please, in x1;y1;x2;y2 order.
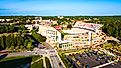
57;22;106;50
25;20;106;50
38;25;62;47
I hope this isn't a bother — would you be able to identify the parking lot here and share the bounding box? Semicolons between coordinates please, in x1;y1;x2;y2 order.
65;50;117;68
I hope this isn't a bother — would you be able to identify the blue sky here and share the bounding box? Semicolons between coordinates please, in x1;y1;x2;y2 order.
0;0;121;16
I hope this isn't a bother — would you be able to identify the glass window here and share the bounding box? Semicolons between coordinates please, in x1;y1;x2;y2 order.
59;45;62;48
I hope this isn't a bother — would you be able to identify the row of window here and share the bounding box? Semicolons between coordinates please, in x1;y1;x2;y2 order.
59;44;72;48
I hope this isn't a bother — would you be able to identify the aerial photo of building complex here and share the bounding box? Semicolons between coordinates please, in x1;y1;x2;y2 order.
0;0;121;68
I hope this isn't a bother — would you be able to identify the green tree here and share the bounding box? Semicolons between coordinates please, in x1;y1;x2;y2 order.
5;35;11;48
0;36;4;50
31;30;46;43
24;39;29;46
9;45;15;50
27;41;33;50
67;24;72;29
15;46;19;50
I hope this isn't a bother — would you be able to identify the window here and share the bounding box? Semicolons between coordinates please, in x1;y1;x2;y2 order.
86;32;88;34
59;45;62;48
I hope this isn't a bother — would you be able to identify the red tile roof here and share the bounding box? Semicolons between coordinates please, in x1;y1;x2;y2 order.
54;26;62;30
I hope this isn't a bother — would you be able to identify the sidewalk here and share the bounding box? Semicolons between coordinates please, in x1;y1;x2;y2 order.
43;56;47;68
93;61;114;68
93;58;119;68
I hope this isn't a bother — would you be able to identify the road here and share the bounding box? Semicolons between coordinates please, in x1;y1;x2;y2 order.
50;55;60;68
6;51;34;57
43;42;53;49
3;42;65;68
42;42;65;68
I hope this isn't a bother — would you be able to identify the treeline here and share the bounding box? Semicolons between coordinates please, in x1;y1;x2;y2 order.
42;16;57;20
0;16;36;19
0;16;36;21
0;25;15;33
0;16;36;24
31;30;46;43
98;16;121;40
0;34;34;51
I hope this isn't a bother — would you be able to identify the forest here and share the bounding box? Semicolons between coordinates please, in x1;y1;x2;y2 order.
0;24;46;51
0;34;33;51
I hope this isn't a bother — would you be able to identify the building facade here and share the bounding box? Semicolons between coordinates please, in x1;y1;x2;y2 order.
38;25;62;47
57;22;106;49
25;21;106;50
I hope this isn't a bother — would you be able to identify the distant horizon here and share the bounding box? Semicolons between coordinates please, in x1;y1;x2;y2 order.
0;0;121;16
0;15;121;16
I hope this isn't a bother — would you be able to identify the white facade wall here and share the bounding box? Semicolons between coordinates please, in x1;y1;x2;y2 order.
88;31;92;45
38;25;61;44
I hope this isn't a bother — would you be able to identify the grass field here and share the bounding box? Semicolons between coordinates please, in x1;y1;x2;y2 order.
59;49;89;55
0;55;41;68
45;57;52;68
30;59;43;68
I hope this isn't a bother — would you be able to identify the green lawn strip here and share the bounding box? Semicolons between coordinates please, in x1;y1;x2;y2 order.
0;55;41;68
59;49;88;55
31;55;42;62
63;49;87;53
0;56;29;62
0;56;32;68
30;59;43;68
0;55;40;62
45;57;52;68
59;53;73;68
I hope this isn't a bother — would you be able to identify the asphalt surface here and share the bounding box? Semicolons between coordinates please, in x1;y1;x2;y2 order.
6;51;34;57
1;42;65;68
33;42;65;68
102;62;121;68
50;55;60;68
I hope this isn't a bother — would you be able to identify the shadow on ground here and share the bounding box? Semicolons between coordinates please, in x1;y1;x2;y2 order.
0;54;8;60
0;57;32;68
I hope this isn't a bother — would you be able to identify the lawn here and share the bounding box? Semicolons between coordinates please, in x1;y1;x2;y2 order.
45;57;52;68
0;55;41;68
59;49;89;55
30;59;43;68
